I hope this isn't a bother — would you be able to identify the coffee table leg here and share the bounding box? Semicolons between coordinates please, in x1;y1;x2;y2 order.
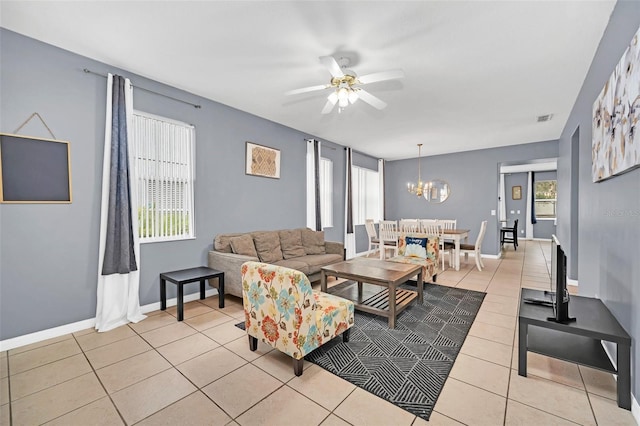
321;271;327;292
417;269;423;304
357;281;363;303
199;279;206;300
177;283;184;321
218;274;225;308
518;322;527;376
389;283;396;329
160;277;167;311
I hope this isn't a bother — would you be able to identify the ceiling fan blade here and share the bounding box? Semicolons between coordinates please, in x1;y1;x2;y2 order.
319;56;344;79
284;84;330;96
321;92;338;114
357;69;405;85
357;89;387;110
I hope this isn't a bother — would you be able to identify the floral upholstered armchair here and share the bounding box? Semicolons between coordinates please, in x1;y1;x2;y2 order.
241;261;355;376
387;233;440;283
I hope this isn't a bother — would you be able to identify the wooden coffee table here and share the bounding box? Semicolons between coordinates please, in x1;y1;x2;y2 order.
320;258;423;328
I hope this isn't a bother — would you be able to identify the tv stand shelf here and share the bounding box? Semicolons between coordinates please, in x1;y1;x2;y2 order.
519;289;631;410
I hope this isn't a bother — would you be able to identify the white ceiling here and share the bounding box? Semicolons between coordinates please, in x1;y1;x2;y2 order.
0;1;615;160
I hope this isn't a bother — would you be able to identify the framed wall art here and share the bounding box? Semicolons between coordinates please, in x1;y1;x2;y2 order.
512;185;522;200
592;26;640;182
245;142;280;179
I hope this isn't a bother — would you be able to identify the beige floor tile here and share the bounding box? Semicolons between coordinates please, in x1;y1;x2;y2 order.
460;335;512;368
157;333;220;365
589;393;636;426
483;293;519;306
0;378;7;406
413;411;464;425
504;399;578;425
236;385;329;426
486;284;521;298
434;378;506;425
320;413;351;426
202;321;247;345
141;322;197;348
72;327;96;337
137;391;232;425
11;373;105;425
475;309;516;330
111;368;196;425
579;365;618;400
524;353;584;389
129;311;177;334
9;339;81;374
480;300;518;317
185;310;235;331
289;364;356;411
97;350;171;394
224;335;274;362
456;281;488;292
0;357;7;379
251;349;309;383
468;321;514;346
334;387;415;426
10;353;92;401
165;300;215;320
0;404;9;426
449;353;510;396
8;334;73;356
177;346;246;388
508;372;595;425
76;324;136;352
43;396;123;426
202;363;282;418
84;335;152;370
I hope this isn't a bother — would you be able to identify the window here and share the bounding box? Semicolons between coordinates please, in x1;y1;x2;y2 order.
131;111;195;242
319;157;333;228
352;166;381;225
535;180;557;218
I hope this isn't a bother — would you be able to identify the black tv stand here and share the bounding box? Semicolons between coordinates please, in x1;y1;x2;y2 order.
519;289;631;410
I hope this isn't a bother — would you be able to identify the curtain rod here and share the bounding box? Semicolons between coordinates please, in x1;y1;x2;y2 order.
83;68;202;109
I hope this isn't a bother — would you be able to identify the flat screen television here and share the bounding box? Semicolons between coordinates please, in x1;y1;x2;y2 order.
549;235;574;323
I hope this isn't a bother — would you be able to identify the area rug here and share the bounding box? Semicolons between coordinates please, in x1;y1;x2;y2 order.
236;282;485;421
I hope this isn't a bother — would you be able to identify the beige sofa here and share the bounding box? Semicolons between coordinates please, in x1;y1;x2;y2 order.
208;228;344;298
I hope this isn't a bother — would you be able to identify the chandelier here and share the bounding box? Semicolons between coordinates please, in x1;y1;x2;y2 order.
407;143;426;197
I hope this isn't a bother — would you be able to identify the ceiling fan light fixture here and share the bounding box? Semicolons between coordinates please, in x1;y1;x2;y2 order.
348;90;359;104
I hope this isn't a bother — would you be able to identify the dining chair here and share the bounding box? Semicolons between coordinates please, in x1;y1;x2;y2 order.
419;219;438;232
399;219;420;233
438;219;457;268
378;220;399;259
500;219;518;250
457;220;488;271
421;222;445;269
365;219;380;254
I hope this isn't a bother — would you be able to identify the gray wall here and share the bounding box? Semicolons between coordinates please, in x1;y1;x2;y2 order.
0;30;345;340
504;172;528;242
385;141;559;255
533;171;557;240
557;0;640;397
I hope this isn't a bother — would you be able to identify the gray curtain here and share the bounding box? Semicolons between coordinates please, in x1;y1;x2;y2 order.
314;140;322;231
102;75;137;275
346;147;353;234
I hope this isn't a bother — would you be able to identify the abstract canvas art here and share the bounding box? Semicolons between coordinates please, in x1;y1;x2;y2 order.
592;26;640;182
245;142;280;179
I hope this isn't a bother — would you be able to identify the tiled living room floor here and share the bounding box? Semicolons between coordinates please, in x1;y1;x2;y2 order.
1;241;636;425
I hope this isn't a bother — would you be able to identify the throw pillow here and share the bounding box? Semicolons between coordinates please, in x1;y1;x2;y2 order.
301;228;325;255
253;231;284;263
399;234;428;259
229;234;258;258
279;229;306;259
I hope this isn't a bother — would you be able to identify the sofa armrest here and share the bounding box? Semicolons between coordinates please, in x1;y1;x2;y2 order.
208;250;259;298
325;241;344;257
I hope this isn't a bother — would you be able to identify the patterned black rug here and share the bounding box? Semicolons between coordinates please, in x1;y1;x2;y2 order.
236;282;485;421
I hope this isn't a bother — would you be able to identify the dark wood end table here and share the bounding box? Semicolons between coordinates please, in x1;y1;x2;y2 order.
160;266;224;321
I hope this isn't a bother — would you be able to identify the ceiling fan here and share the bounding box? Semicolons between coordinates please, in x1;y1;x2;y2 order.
285;56;405;114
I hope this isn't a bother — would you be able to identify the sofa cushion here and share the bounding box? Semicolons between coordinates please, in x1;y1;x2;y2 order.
279;229;306;259
253;231;284;263
301;228;326;255
296;254;343;274
214;232;245;253
229;234;258;257
272;259;310;275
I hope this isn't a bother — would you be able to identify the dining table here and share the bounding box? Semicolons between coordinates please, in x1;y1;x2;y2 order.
443;228;470;271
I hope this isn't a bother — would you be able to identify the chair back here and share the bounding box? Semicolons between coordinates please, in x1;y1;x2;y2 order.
379;220;398;242
512;219;519;232
364;219;378;239
475;220;488;249
399;219;420;233
419;219;438;233
421;222;441;238
438;219;457;230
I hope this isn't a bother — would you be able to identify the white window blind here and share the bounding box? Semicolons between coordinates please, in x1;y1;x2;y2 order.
352;166;381;225
131;111;195;242
319;157;333;228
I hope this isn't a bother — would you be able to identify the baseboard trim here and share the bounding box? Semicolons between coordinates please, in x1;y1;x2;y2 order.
567;278;579;287
0;289;220;352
